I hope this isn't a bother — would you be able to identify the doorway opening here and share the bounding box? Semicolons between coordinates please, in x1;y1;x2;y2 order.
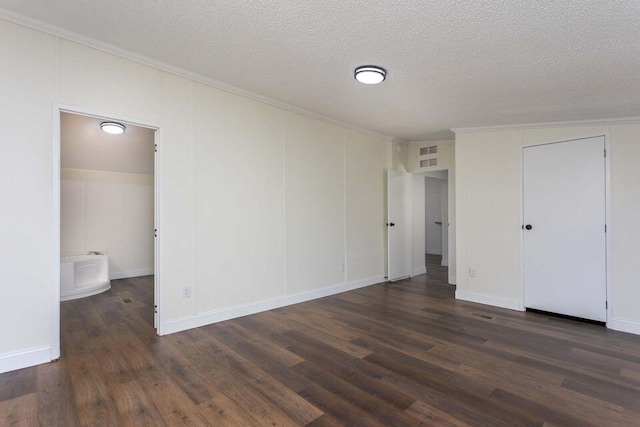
423;172;449;282
52;107;161;359
410;169;453;284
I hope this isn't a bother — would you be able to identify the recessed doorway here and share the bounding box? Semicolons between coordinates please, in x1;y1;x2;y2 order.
52;107;161;359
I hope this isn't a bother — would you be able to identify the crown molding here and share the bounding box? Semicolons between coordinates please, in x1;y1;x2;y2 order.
451;117;640;134
406;139;454;146
0;8;394;142
390;137;409;144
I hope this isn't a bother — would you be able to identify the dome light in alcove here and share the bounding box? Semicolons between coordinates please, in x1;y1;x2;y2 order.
100;122;126;135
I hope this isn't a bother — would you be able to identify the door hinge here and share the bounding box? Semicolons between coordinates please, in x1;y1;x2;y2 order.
154;144;158;153
606;301;608;309
604;149;606;157
605;224;607;233
154;228;157;237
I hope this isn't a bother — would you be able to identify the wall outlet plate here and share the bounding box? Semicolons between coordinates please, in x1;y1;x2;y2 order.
182;286;192;298
469;268;477;277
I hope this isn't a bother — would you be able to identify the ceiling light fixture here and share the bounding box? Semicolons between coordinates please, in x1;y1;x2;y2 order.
100;122;126;135
354;65;386;84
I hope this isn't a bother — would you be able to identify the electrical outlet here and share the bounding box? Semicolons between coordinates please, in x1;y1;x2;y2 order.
338;262;345;271
469;268;477;277
182;286;192;298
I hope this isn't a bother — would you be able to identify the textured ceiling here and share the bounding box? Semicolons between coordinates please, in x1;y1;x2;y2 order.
3;1;640;140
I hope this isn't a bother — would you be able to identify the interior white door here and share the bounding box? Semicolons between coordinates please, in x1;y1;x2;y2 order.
523;136;606;322
387;169;412;281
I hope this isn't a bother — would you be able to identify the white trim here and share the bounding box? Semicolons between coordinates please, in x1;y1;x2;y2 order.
452;117;640;134
412;266;427;277
604;127;613;328
518;129;526;312
609;318;640;335
51;104;61;361
441;258;448;267
0;346;52;374
455;290;522;311
447;168;455;286
162;275;386;335
53;104;164;353
110;268;154;280
0;8;392;143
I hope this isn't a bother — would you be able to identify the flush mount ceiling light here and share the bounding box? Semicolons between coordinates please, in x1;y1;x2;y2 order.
354;65;386;84
100;122;126;135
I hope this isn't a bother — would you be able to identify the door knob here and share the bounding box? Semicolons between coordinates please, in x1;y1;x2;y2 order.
525;224;533;230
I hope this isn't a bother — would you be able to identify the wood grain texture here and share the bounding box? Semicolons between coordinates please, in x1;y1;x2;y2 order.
2;255;640;426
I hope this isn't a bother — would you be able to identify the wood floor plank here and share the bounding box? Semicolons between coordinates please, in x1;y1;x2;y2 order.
195;334;324;425
293;361;422;427
404;400;471;427
36;361;80;426
3;263;640;425
0;367;37;402
298;384;388;427
66;351;123;426
0;393;37;427
282;330;417;411
112;380;167;426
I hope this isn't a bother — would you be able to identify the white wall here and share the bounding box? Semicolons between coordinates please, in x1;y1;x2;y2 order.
0;18;391;372
424;177;443;255
0;18;55;371
345;129;387;282
61;168;154;279
455;123;640;335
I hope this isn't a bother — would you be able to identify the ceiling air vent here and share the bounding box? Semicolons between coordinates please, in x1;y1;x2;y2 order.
420;159;438;168
419;145;438;156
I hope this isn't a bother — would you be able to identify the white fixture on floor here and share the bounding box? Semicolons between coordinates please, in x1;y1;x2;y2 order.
60;254;111;301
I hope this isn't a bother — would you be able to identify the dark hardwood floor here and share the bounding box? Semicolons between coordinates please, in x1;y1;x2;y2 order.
2;261;640;425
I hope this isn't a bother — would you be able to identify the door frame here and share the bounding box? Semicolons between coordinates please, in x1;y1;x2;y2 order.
51;104;164;360
519;134;612;326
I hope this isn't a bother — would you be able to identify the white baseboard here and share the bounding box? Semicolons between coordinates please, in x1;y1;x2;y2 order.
110;268;154;280
609;317;640;335
448;275;456;285
455;289;522;311
412;266;427;277
0;346;52;374
162;275;386;335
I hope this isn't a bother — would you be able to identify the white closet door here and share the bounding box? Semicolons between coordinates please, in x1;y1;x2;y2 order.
387;169;412;281
523;136;606;322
